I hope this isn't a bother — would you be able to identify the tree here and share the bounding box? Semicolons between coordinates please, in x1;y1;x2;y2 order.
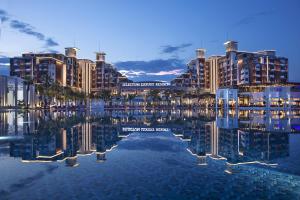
36;74;54;109
148;89;161;107
163;89;172;106
127;94;136;106
48;81;62;105
173;89;184;106
23;76;33;109
100;90;112;106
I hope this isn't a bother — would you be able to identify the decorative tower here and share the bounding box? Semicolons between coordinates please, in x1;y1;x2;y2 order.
224;41;238;86
96;52;106;62
65;47;79;58
195;48;206;88
224;41;238;52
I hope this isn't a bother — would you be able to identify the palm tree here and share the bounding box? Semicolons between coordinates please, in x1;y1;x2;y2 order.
36;74;54;109
173;89;184;106
164;89;172;106
195;88;204;106
23;76;33;109
127;94;136;106
48;81;62;106
36;84;44;107
60;86;73;108
76;91;86;106
100;90;112;106
81;92;88;107
148;89;161;107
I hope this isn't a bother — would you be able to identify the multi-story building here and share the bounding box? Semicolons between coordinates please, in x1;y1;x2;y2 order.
78;59;95;96
10;53;66;85
237;50;288;85
171;49;209;90
218;41;239;88
0;75;36;108
91;52;130;95
65;47;79;88
172;41;289;96
10;48;81;88
10;48;131;99
218;41;288;87
206;56;221;94
10;54;35;80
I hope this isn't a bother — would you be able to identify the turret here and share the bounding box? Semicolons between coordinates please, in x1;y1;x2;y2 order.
196;48;206;59
65;47;79;58
224;41;238;52
96;52;106;62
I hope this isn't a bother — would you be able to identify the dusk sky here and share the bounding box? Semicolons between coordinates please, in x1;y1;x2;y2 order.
0;0;299;82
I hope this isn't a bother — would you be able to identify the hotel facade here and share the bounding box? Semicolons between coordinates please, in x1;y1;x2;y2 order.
3;40;299;109
91;52;130;95
0;75;36;108
9;48;130;99
169;41;299;108
171;41;289;94
171;49;209;90
218;41;288;87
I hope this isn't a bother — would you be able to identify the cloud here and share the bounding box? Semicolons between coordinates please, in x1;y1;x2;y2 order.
10;20;45;40
232;10;274;28
119;69;183;78
43;49;59;53
0;65;9;76
0;9;9;23
147;69;183;76
115;58;185;71
0;62;9;66
0;55;9;76
115;58;186;82
161;43;192;54
0;55;9;62
45;38;59;47
0;8;59;48
119;70;146;78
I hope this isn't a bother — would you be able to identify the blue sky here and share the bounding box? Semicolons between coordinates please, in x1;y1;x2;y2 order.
0;0;299;82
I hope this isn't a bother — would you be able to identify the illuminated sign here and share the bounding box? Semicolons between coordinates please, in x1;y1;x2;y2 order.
122;82;171;87
122;127;170;132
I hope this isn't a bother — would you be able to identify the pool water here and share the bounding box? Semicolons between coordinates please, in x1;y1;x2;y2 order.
0;109;300;199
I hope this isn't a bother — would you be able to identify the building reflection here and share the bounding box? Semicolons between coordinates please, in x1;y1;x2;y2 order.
0;109;299;168
175;109;299;168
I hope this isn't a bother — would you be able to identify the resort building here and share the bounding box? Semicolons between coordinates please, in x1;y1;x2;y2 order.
216;85;300;109
9;48;131;102
65;47;79;88
168;40;295;108
91;52;130;95
10;54;35;80
10;52;66;85
10;48;82;88
206;56;221;94
216;88;239;109
218;41;239;87
218;41;288;87
171;49;209;91
0;75;36;108
171;41;289;95
237;50;288;85
78;59;95;96
6;41;297;109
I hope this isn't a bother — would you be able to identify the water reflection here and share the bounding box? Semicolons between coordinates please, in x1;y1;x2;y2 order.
0;109;299;171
